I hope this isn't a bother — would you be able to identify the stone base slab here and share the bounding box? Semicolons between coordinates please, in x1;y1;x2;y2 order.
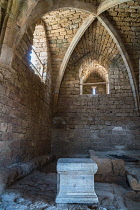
56;194;98;204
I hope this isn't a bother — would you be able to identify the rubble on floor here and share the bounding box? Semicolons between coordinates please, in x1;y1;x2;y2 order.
0;155;55;194
125;162;140;191
0;161;140;210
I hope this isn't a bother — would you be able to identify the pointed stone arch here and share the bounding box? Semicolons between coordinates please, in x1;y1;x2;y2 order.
53;10;139;115
52;14;96;112
97;0;133;15
97;14;140;115
1;0;133;65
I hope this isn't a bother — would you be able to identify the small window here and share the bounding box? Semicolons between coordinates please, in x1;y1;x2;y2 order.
30;24;47;80
30;47;44;78
92;86;97;95
80;73;109;95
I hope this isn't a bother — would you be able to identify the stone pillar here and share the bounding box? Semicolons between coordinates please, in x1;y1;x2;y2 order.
56;158;98;204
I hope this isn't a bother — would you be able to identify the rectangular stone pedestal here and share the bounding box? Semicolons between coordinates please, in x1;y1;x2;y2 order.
56;158;98;204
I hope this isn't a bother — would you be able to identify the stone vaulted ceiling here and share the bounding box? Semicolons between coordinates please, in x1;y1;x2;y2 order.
0;0;140;113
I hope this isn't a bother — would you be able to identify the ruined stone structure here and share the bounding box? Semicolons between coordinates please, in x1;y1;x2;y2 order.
0;0;140;168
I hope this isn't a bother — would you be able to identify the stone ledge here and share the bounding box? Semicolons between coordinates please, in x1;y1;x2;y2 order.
0;154;55;194
89;150;126;183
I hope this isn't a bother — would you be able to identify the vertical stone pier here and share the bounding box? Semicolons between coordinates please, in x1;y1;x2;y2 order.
56;158;98;204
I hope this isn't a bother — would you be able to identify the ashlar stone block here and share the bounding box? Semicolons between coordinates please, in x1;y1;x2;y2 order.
56;158;98;204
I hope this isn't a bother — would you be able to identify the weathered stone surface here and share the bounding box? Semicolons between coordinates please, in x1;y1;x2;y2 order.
0;154;55;194
125;190;140;201
107;1;140;84
0;0;140;200
0;61;52;168
1;191;22;202
112;159;125;176
1;0;140;167
89;151;126;183
127;175;140;191
42;9;89;87
56;158;98;204
52;45;140;155
0;161;140;210
125;161;140;187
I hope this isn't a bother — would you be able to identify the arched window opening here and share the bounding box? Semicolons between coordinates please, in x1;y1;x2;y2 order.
30;24;48;80
82;72;109;95
79;60;109;95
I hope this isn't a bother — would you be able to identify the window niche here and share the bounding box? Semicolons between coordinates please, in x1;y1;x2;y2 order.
80;72;109;95
30;24;48;81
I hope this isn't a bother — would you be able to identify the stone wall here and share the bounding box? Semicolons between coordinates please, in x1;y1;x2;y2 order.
0;23;52;167
0;0;140;166
0;0;8;34
107;1;140;84
68;19;119;69
52;54;140;157
42;9;89;86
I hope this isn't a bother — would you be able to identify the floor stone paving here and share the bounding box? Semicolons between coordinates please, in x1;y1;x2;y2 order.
0;161;140;210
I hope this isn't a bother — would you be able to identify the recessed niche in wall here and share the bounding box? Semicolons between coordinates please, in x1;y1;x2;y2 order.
80;72;109;95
